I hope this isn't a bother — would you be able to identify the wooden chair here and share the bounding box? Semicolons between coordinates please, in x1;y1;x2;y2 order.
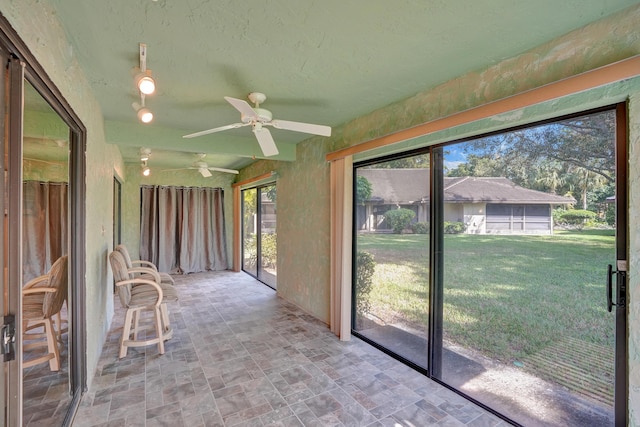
22;255;68;371
109;250;178;358
115;244;175;285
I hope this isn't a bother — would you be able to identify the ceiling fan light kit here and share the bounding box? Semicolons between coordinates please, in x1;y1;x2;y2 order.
183;92;332;157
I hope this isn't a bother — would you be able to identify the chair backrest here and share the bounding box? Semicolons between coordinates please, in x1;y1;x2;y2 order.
23;255;68;320
109;250;132;307
115;244;134;270
43;255;68;318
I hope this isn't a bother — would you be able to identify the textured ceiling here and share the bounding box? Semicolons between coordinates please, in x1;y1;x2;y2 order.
35;0;638;171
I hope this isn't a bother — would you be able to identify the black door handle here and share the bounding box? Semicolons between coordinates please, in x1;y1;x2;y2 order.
607;262;627;312
607;264;614;312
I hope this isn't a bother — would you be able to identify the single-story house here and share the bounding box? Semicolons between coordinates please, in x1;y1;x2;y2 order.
357;169;575;234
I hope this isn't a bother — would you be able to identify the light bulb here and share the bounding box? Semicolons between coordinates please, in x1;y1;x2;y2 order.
138;76;155;95
137;107;153;123
142;167;151;176
135;72;156;95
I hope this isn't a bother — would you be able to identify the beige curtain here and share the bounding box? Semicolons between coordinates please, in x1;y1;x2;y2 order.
330;156;353;341
22;181;68;283
140;185;228;274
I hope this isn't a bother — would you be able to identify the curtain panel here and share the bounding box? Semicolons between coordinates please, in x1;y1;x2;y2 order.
140;185;228;274
22;181;69;282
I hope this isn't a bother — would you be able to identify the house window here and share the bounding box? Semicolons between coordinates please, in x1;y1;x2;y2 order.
486;204;552;233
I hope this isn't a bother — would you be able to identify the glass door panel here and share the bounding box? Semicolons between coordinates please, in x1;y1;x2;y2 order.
22;79;72;425
242;185;277;289
353;154;430;369
258;185;277;289
439;109;619;426
242;188;258;276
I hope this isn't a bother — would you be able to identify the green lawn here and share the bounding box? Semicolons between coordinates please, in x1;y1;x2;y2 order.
356;230;615;365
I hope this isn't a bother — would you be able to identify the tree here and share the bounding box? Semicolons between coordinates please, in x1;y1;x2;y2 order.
465;111;615;189
356;176;373;205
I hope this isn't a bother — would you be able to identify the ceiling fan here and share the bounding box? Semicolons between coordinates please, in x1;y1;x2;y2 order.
163;154;238;177
183;92;331;157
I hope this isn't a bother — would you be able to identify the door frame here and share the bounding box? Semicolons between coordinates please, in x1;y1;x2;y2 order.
0;13;87;426
351;103;629;426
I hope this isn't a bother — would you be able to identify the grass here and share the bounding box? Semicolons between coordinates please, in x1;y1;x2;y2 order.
356;229;616;365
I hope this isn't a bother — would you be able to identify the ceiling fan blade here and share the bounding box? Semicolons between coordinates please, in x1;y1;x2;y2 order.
161;168;190;172
183;122;247;139
271;119;331;137
224;96;259;120
253;126;279;157
199;167;213;178
208;167;239;174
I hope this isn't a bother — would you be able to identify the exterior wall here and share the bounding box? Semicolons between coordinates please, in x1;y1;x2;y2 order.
463;203;486;234
444;203;463;223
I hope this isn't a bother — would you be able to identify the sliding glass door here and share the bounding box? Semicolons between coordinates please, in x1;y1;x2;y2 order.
352;106;627;426
242;184;277;288
353;154;430;369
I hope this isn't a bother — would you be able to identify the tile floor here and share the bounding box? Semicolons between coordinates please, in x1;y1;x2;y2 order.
71;271;507;426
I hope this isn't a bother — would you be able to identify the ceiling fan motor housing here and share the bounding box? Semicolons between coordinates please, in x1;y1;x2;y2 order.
242;107;272;123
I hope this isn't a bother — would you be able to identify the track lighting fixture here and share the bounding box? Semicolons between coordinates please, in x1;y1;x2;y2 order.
140;148;152;176
135;43;156;95
132;94;153;123
132;43;155;123
139;147;151;162
141;159;151;176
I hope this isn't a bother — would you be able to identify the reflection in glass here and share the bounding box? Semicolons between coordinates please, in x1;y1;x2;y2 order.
22;80;72;425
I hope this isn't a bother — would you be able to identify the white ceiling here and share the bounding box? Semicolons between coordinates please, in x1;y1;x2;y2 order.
39;0;638;171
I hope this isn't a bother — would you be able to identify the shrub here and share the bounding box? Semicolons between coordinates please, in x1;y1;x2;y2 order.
356;250;375;316
384;208;416;233
411;221;429;234
444;221;467;234
555;209;597;230
261;233;277;268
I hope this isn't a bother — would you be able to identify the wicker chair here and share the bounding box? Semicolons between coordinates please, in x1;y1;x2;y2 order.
22;255;68;371
109;250;178;358
115;244;175;285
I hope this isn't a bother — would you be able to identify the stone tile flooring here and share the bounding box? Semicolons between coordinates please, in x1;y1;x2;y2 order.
72;271;507;426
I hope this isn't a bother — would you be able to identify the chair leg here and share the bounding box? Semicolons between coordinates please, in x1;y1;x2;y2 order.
160;303;170;333
120;309;135;359
154;307;165;355
44;318;60;371
132;310;140;341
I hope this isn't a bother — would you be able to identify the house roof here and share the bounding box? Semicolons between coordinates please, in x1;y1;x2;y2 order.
444;176;574;204
358;169;575;205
